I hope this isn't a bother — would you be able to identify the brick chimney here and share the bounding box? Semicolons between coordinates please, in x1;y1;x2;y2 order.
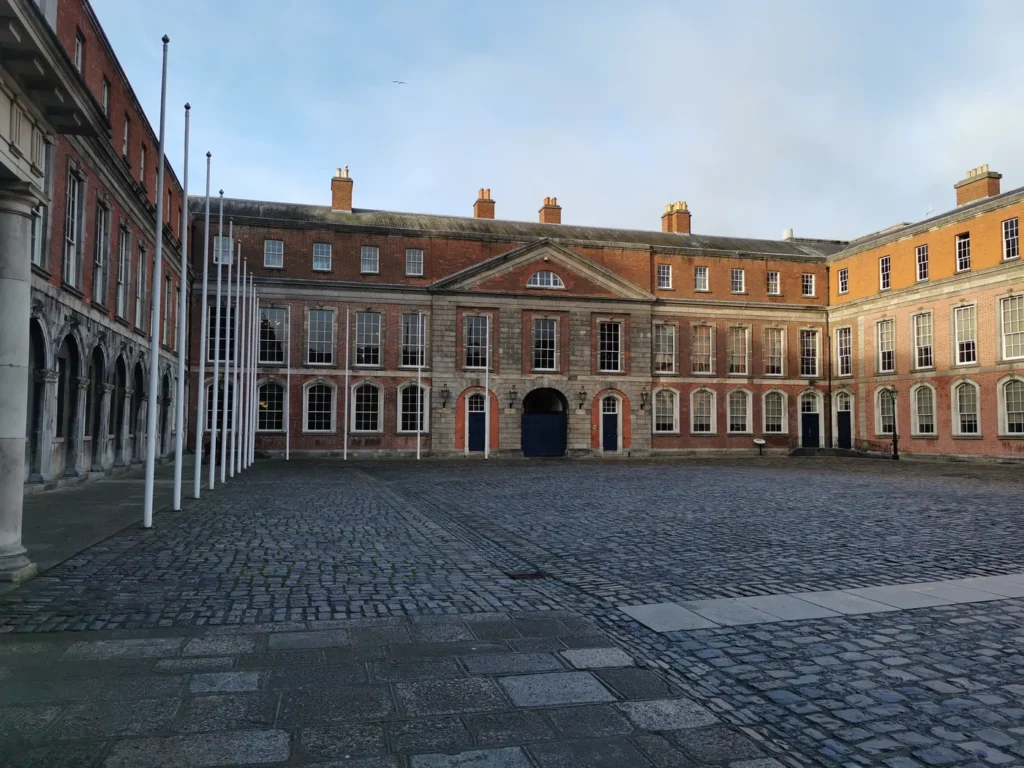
661;201;691;234
473;188;495;219
539;196;561;224
955;164;1001;207
331;166;353;212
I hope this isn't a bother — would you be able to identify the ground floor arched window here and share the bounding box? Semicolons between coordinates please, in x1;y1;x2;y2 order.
764;391;786;433
1003;379;1024;435
258;381;284;431
352;382;380;433
653;388;678;433
953;381;979;436
305;383;335;432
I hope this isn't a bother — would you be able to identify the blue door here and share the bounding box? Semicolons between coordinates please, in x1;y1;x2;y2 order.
521;414;567;457
467;393;486;452
601;396;618;452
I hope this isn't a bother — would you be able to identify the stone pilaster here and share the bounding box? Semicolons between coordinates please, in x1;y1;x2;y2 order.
119;389;133;466
70;377;90;476
98;383;113;469
135;396;148;462
30;369;58;483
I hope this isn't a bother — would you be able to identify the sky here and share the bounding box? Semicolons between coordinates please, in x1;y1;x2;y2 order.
91;0;1024;242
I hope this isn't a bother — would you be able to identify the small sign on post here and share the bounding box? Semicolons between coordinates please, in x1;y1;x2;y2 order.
753;437;766;456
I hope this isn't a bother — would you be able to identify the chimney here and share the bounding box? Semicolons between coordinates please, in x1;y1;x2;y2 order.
955;164;1001;207
473;188;495;219
331;166;353;212
661;201;691;234
539;196;561;224
782;228;794;241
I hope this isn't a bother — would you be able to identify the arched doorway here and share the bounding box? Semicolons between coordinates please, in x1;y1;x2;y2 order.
467;392;486;453
90;346;105;465
160;373;172;455
56;335;81;472
26;320;46;477
113;355;127;458
800;390;821;448
834;390;853;449
601;395;620;453
132;361;145;461
521;388;567;457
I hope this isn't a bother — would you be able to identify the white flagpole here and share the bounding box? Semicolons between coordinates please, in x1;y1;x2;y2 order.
219;220;234;483
231;242;242;475
208;191;224;489
484;316;490;460
193;153;211;499
285;303;291;461
250;296;259;465
142;35;170;529
343;308;350;460
248;277;256;467
235;255;246;475
416;312;423;460
172;102;189;511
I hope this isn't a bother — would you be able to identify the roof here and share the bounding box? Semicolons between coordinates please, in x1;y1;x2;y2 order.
190;196;847;261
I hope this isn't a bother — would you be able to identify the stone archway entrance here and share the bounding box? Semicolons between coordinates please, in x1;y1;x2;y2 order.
26;320;46;478
521;388;567;458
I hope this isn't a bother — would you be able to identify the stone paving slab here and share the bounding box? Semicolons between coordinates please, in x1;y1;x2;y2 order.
680;598;781;626
790;590;902;615
619;602;720;632
735;593;842;621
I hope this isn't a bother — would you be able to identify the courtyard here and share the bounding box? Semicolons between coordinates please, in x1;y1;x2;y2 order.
3;458;1024;767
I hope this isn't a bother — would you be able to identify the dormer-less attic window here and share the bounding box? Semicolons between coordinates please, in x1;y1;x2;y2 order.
527;270;565;289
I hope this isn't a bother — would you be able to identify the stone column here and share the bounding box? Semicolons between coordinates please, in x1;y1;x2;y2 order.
135;396;147;462
0;183;39;582
31;369;58;482
98;383;113;470
70;377;90;476
119;389;133;466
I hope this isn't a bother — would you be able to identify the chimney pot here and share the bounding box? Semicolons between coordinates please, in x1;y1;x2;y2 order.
782;227;794;241
331;165;354;212
954;164;1002;207
484;188;490;198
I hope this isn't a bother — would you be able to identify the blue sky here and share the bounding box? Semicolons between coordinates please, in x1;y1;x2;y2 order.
92;0;1024;241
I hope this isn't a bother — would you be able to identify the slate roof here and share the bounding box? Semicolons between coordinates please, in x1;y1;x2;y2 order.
190;196;847;260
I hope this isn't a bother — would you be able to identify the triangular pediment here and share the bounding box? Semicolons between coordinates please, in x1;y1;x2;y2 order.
431;239;653;300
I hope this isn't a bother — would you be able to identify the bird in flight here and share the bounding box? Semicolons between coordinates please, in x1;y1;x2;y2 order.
392;80;406;85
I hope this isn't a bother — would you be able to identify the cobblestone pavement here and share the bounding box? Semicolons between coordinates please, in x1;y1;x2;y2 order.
3;457;1024;766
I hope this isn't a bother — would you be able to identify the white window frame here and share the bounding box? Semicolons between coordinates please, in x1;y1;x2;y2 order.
397;382;430;434
598;321;622;373
526;270;565;289
74;30;84;72
876;319;895;374
464;315;489;370
303;380;337;433
400;313;426;369
134;244;146;329
879;255;890;291
799;329;819;377
998;375;1024;437
763;390;788;435
838;267;849;295
355;311;382;368
764;327;785;376
694;266;709;292
312;242;331;271
730;268;745;294
690;388;717;434
727;326;748;375
1000;295;1024;361
874;387;897;437
115;226;130;318
256;379;285;432
101;78;109;116
652;387;679;434
259;307;288;365
835;327;852;377
213;235;234;266
910;383;936;437
360;245;380;275
951;379;980;437
692;325;714;374
121;114;129;157
913;312;933;370
916;244;929;282
307;308;335;366
264;239;284;269
801;273;815;297
727;388;752;434
953;304;977;366
63;167;83;288
92;203;110;304
406;248;424;277
652;323;676;374
955;232;971;272
1004;218;1020;261
532;316;558;372
657;264;672;290
766;271;780;296
350;380;383;433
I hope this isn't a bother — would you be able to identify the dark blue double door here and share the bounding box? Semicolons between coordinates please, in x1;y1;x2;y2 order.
521;413;567;457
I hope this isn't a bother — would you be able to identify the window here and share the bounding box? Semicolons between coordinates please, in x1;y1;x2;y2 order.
913;313;933;369
1001;295;1024;360
360;246;379;274
116;226;130;317
134;245;146;329
305;384;334;432
598;322;621;372
954;305;977;365
526;270;564;289
879;255;890;291
692;325;712;373
467;393;485;413
730;268;745;293
465;315;489;369
728;390;750;433
694;266;708;291
307;309;334;365
727;327;747;374
173;287;180;350
30;204;45;266
63;168;83;287
352;382;380;432
355;312;381;366
955;233;971;272
838;268;849;295
533;317;557;371
954;382;979;435
766;271;780;296
799;330;818;377
92;204;110;304
877;389;895;435
163;276;172;346
122;114;130;157
259;308;287;364
801;273;815;297
312;242;331;271
166;190;172;223
206;305;236;362
913;385;935;436
264;239;284;268
139;145;147;188
916;245;929;281
877;319;895;373
764;391;785;433
406;248;424;276
691;389;715;434
101;77;110;116
213;235;233;266
205;382;233;431
653;389;678;433
401;313;426;368
653;324;675;373
1003;379;1024;435
74;30;84;72
257;381;284;431
835;327;852;377
400;384;427;432
764;327;784;376
657;264;672;289
1004;218;1020;261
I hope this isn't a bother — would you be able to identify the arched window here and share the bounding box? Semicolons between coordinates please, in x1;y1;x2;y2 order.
911;385;935;436
954;381;979;435
727;389;750;433
1003;379;1024;435
764;391;786;433
206;382;234;431
399;383;428;433
691;389;716;434
467;392;486;412
352;382;380;432
526;271;565;289
258;380;284;431
653;389;678;433
305;383;334;432
875;388;895;435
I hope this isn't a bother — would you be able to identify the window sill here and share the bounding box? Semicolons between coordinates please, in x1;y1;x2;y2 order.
62;282;85;299
312;268;332;273
256;429;286;434
691;371;715;376
956;268;971;274
690;432;717;437
998;433;1024;439
726;373;749;377
910;434;938;440
653;371;678;376
838;291;849;296
360;272;380;276
952;362;979;368
764;431;788;436
952;434;983;440
767;293;782;298
264;264;284;270
653;430;680;436
398;430;431;436
114;315;130;328
658;286;675;292
303;430;337;435
354;365;383;370
31;263;50;279
1004;256;1020;262
731;291;748;296
91;300;108;312
406;273;425;278
802;295;816;299
913;366;935;372
916;278;929;283
532;369;558;374
597;371;624;375
258;362;286;367
877;370;897;376
694;288;710;293
879;287;890;292
350;430;383;435
307;362;336;367
727;431;752;436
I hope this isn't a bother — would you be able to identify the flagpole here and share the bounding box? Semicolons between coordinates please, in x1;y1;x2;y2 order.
285;303;291;460
484;316;490;460
219;220;234;483
416;312;423;460
231;243;242;476
208;191;224;489
343;308;350;460
250;294;258;465
172;103;189;511
142;35;170;529
235;256;246;475
248;277;256;467
193;153;211;499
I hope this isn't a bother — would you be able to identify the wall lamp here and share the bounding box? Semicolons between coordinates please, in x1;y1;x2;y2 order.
639;387;648;410
439;384;450;409
577;387;588;410
508;385;518;409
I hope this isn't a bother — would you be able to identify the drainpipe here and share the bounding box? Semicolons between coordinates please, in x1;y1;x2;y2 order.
825;265;832;449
